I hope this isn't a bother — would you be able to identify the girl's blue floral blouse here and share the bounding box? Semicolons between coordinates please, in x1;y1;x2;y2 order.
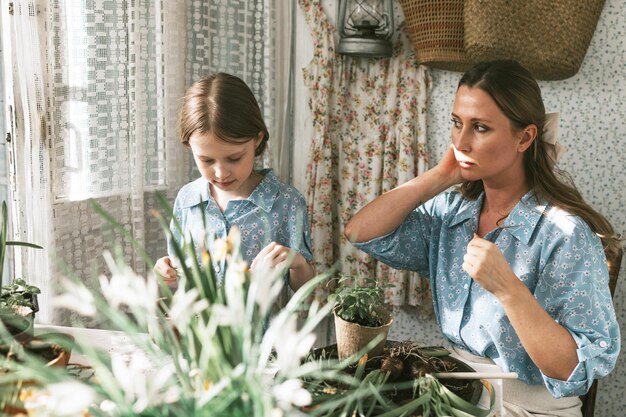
354;190;619;398
168;169;313;283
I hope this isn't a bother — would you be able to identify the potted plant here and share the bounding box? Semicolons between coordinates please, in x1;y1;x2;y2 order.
0;278;41;340
0;199;495;417
1;199;340;416
333;274;393;359
0;201;42;341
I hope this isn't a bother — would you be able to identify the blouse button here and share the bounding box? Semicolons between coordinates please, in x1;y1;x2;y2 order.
463;284;469;289
599;340;608;348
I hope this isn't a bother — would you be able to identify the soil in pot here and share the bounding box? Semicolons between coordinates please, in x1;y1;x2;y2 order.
0;332;74;367
309;340;482;406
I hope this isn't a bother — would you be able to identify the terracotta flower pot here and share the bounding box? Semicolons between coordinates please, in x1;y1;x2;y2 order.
0;332;73;414
333;307;393;360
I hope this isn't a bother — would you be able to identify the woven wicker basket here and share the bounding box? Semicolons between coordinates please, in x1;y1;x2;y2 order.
399;0;473;72
464;0;606;80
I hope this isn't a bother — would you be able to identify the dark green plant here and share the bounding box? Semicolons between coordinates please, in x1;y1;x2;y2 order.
0;201;42;309
333;274;391;327
1;278;41;311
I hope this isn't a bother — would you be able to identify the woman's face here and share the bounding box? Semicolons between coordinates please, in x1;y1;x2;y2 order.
451;86;534;187
189;132;261;198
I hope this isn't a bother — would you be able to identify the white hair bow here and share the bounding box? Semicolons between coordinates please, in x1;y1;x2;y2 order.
543;112;565;163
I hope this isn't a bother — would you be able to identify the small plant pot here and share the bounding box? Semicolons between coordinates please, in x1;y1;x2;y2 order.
333;307;393;360
0;310;34;343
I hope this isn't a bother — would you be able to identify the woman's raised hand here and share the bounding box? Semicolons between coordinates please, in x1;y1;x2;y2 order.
434;145;464;186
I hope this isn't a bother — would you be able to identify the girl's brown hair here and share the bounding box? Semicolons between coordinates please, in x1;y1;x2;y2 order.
179;72;269;156
458;60;622;260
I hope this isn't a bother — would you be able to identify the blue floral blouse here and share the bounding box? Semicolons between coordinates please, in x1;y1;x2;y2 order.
354;190;620;397
168;169;313;283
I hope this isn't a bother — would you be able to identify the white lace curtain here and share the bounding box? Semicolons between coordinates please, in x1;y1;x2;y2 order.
3;0;293;325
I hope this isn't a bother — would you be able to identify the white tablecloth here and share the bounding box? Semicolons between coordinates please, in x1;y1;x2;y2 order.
35;324;148;366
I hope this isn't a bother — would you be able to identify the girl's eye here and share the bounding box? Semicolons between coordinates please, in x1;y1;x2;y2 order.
451;119;462;129
227;157;242;163
201;159;214;165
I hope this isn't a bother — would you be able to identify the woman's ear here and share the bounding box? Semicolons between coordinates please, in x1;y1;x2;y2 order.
517;124;537;153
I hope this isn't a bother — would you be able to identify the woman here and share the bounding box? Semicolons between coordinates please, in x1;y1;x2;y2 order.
345;60;620;416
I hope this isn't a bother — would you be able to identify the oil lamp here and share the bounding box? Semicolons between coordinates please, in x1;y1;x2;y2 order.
336;0;395;58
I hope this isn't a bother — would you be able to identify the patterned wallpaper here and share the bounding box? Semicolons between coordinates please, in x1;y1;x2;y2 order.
294;0;625;415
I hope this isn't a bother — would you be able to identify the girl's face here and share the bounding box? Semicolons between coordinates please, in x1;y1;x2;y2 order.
451;86;535;188
189;132;261;199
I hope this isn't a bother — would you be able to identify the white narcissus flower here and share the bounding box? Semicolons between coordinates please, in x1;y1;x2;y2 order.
270;316;316;373
222;257;248;318
212;237;231;262
273;379;312;410
111;350;179;413
270;408;284;417
224;256;248;288
99;399;118;414
211;303;244;327
168;287;209;328
249;263;284;316
23;381;97;416
99;251;158;315
52;278;97;317
227;226;242;249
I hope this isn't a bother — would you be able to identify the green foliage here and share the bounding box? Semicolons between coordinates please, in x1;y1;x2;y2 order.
333;274;391;327
1;196;340;416
0;197;495;416
0;201;42;294
303;354;494;417
1;278;41;311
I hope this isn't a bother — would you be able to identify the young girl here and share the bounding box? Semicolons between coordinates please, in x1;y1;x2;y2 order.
345;60;620;416
155;73;314;291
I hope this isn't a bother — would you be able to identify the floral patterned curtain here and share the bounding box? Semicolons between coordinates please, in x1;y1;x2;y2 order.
300;0;431;310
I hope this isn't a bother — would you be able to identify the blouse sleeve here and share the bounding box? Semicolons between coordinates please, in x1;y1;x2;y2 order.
290;193;314;262
167;192;185;259
535;219;620;397
352;192;456;276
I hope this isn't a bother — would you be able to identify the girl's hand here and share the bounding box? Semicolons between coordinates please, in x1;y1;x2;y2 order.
251;241;304;272
435;145;464;186
154;256;178;286
251;242;314;291
462;234;518;298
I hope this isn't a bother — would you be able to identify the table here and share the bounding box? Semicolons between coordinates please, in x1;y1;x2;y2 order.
35;324;149;366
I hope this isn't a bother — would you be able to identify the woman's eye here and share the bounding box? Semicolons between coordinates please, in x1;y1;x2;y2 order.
451;119;462;129
474;124;488;133
227;157;242;163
